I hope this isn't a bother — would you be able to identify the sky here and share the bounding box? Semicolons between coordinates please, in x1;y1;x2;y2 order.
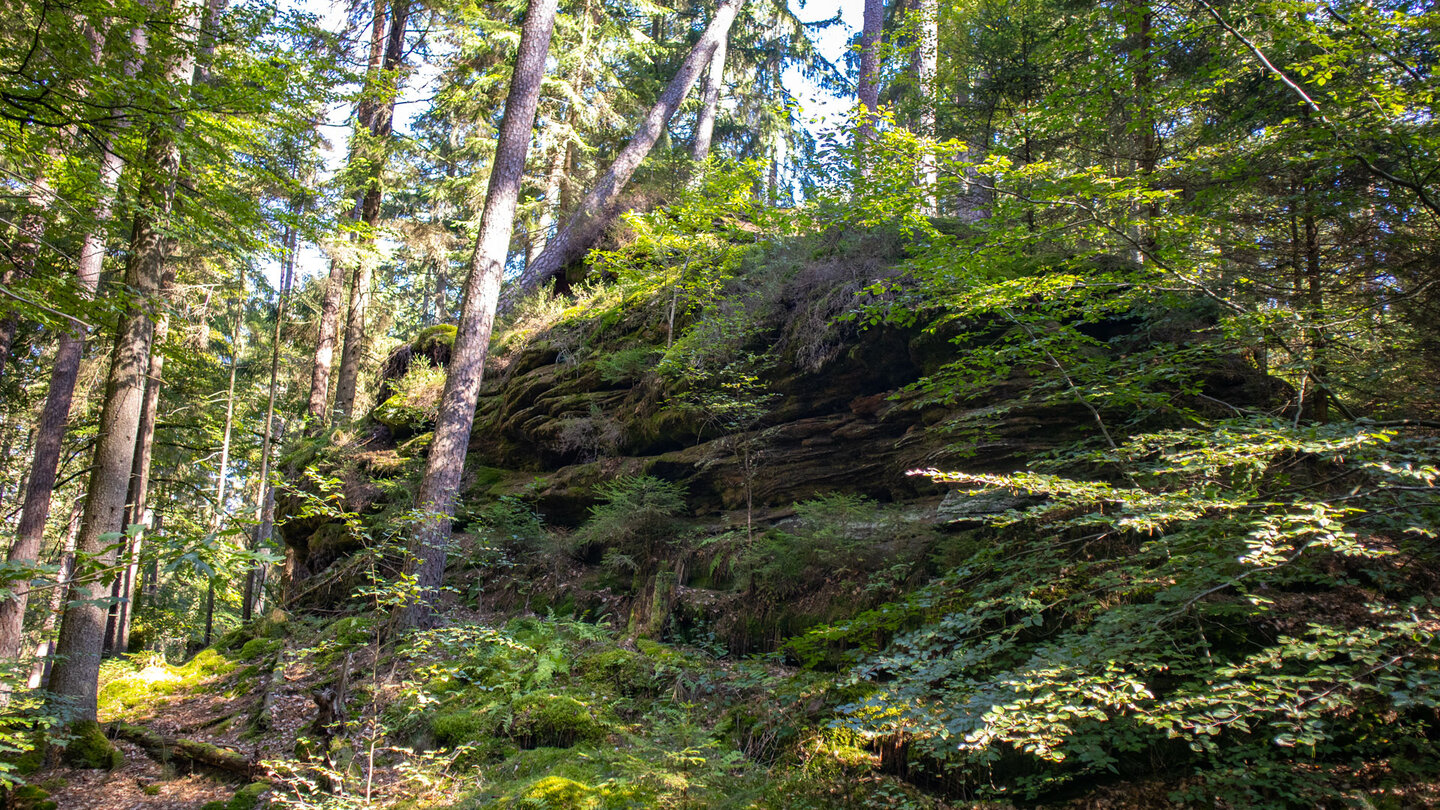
278;0;857;291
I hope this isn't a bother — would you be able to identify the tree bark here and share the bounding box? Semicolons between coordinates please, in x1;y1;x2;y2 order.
913;0;937;212
110;723;253;776
691;33;729;162
857;0;884;144
46;0;201;722
306;254;348;428
29;500;80;691
104;266;173;656
392;0;559;632
244;217;297;621
503;0;745;310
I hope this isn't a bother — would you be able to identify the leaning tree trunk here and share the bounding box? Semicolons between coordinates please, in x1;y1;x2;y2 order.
690;33;729;162
335;0;412;420
857;0;884;145
392;0;559;633
501;0;744;311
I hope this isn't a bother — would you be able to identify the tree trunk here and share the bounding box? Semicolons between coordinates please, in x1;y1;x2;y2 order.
913;0;937;212
335;0;412;420
392;0;559;632
213;293;244;527
47;138;179;722
527;145;568;267
306;254;348;428
857;0;884;143
502;0;744;310
47;1;201;721
691;33;728;162
104;266;174;656
0;169;59;383
0;20;148;662
29;500;81;690
244;217;297;621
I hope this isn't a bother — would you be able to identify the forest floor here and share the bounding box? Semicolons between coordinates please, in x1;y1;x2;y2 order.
25;608;1440;809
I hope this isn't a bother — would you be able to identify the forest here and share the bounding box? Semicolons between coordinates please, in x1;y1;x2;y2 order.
0;0;1436;806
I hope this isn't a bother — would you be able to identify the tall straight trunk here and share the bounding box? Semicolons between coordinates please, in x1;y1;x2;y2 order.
1128;0;1158;256
0;20;148;661
334;256;372;420
47;140;181;721
857;0;884;144
0;171;58;382
393;0;559;632
0;247;100;662
214;298;244;528
434;260;448;323
1303;187;1328;423
913;0;937;212
244;218;297;621
103;266;173;656
690;34;728;162
47;1;201;720
335;0;412;420
504;0;744;309
307;0;387;428
28;501;80;691
306;253;349;427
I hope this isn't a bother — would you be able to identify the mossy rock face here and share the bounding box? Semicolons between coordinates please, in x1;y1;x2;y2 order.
329;615;375;646
397;431;434;457
373;393;431;429
62;720;123;770
510;693;610;749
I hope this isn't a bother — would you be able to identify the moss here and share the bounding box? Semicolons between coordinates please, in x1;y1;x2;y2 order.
397;431;434;457
579;648;654;697
4;733;47;776
412;323;457;354
506;775;594;809
213;626;251;653
264;610;289;633
328;615;375;646
225;781;270;810
238;637;281;661
8;784;56;810
61;720;122;770
510;693;610;749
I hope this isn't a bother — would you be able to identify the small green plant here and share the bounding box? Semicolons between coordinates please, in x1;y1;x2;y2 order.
569;476;687;560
